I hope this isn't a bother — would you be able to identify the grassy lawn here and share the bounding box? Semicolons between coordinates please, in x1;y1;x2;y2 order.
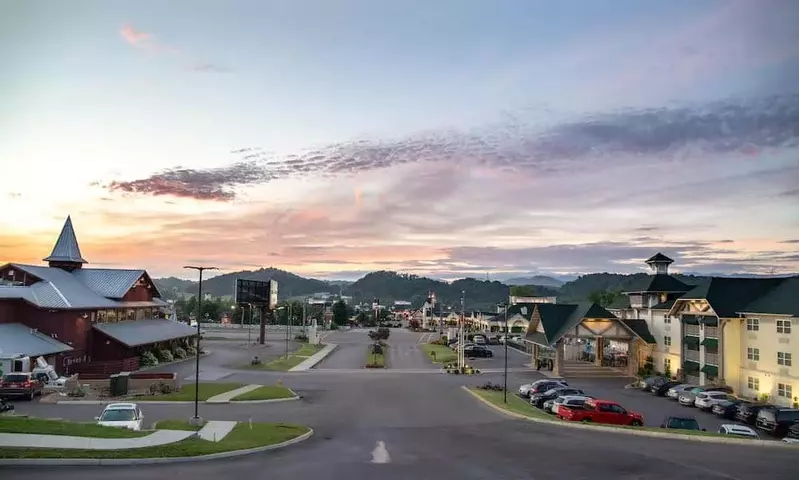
154;420;205;431
0;416;148;438
366;347;386;368
243;343;326;371
421;343;456;364
0;421;311;459
231;386;295;401
468;388;737;438
134;383;244;401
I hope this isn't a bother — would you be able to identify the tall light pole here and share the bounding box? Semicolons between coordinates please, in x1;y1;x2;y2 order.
183;265;217;425
498;301;509;403
459;291;465;370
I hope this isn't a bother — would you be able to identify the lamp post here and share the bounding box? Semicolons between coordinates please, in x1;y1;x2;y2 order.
183;265;217;425
498;301;509;403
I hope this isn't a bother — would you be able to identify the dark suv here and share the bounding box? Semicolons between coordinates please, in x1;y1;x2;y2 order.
736;403;775;425
756;408;799;437
0;373;44;400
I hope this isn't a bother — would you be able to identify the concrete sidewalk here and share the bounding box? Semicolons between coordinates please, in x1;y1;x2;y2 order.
289;344;338;372
197;421;237;442
206;385;261;403
0;430;193;450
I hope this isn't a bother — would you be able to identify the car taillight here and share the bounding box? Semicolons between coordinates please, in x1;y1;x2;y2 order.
22;381;31;387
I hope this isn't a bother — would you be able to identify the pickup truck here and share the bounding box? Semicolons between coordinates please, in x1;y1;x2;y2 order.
558;399;644;426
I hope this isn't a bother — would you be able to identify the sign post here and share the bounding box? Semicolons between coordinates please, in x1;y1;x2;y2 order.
234;279;278;345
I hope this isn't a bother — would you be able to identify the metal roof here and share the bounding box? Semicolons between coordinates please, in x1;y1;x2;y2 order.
72;269;146;299
42;216;87;264
93;319;197;347
10;264;119;309
0;323;74;357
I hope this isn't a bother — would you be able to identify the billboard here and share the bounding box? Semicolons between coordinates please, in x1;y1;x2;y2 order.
234;279;278;308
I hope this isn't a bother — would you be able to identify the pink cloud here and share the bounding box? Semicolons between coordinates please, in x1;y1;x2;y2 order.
120;24;153;48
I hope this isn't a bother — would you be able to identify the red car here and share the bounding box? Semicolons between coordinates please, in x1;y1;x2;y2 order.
558;399;644;426
0;373;44;400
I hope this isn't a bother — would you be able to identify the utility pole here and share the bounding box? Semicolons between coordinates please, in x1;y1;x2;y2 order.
459;290;465;370
183;265;217;426
284;302;292;358
499;301;509;403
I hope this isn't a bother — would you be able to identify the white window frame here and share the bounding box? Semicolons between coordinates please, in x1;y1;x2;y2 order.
777;383;792;398
664;358;671;371
777;351;792;367
747;376;759;391
747;347;760;362
664;316;671;325
664;336;672;346
746;318;759;331
777;319;792;334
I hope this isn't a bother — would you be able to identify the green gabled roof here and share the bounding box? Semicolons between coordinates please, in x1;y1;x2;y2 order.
678;277;788;318
651;298;676;310
624;274;691;294
739;276;799;316
621;319;657;344
529;302;616;345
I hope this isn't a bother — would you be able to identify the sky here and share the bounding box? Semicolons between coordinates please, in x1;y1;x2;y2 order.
1;0;798;281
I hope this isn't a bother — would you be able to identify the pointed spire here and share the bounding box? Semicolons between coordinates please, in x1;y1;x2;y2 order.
43;216;87;265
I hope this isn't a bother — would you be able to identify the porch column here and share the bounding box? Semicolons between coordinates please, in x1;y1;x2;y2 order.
594;336;604;366
627;340;639;376
553;340;564;377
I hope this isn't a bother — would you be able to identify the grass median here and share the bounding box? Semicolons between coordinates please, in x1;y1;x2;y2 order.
366;346;386;368
421;343;456;364
244;343;326;371
154;419;205;431
134;382;244;402
0;420;311;459
231;386;295;401
0;416;148;438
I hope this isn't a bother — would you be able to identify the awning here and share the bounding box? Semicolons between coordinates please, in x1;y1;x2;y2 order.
0;323;74;357
684;336;700;348
683;360;700;373
699;317;718;326
683;315;700;325
701;364;719;377
700;338;718;349
94;319;197;348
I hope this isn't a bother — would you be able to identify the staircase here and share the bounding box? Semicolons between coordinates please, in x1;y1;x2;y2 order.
560;360;633;379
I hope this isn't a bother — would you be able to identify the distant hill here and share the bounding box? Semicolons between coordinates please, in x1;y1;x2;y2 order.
155;268;333;299
556;272;712;305
504;275;564;288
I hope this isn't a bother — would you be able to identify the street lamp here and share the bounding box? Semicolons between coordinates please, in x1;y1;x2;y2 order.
498;302;509;403
276;304;292;358
183;265;217;425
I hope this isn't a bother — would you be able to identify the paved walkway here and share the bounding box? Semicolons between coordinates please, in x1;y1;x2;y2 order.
206;384;261;403
0;430;194;450
197;421;237;442
289;343;337;372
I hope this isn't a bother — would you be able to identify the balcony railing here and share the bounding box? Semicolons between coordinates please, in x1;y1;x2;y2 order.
685;349;700;362
684;324;700;336
705;352;719;365
704;326;719;338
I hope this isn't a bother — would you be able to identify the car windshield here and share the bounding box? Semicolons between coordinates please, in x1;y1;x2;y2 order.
100;409;137;422
667;418;700;430
2;374;29;383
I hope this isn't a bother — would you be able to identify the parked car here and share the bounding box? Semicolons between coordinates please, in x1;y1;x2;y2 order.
96;403;145;431
530;387;585;408
518;379;568;398
526;380;571;398
667;384;699;400
679;386;734;406
694;391;736;410
650;380;682;396
639;376;667;391
559;399;644;426
464;345;493;358
551;395;593;415
661;415;705;431
0;373;44;400
735;403;775;426
755;407;799;438
472;335;487;345
781;423;799;444
717;424;759;438
712;398;750;420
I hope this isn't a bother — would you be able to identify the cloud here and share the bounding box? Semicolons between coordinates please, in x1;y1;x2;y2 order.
189;62;232;73
107;93;799;201
120;24;152;47
120;23;228;73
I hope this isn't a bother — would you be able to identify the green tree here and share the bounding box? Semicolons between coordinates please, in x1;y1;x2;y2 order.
186;296;198;317
332;300;349;326
509;285;536;297
588;290;620;308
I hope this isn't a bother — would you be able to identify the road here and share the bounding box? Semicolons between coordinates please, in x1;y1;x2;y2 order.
3;329;797;478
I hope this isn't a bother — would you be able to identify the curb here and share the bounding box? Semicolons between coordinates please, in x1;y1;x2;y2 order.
288;344;338;372
0;428;314;466
461;386;796;449
57;388;301;405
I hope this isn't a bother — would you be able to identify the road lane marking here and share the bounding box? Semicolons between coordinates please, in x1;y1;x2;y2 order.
371;441;391;464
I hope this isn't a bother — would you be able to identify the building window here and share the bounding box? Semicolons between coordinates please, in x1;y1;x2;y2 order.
747;376;760;391
778;383;793;398
747;347;760;361
777;319;792;334
777;352;792;367
664;316;671;324
664;358;671;372
746;318;759;331
664;336;672;346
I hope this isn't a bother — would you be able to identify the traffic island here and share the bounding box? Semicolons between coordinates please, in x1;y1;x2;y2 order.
463;386;793;447
365;343;387;368
244;343;326;371
133;383;245;402
421;344;455;364
0;417;313;465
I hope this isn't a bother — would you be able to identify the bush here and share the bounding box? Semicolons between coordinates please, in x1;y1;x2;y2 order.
140;351;159;367
157;349;174;362
148;382;174;395
185;346;197;356
478;382;504;391
365;363;383;369
294;334;309;342
173;347;187;359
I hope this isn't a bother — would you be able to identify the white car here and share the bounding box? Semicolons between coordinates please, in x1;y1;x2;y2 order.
551;395;592;414
694;391;733;410
717;424;759;438
96;403;144;431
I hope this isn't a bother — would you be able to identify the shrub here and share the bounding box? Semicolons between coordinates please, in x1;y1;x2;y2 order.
157;349;174;362
173;347;187;359
140;351;159;367
365;363;384;369
67;386;87;397
478;382;504;391
294;334;309;342
185;346;197;356
148;381;173;395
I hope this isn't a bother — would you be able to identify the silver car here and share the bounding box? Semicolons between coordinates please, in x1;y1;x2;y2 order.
667;384;698;400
